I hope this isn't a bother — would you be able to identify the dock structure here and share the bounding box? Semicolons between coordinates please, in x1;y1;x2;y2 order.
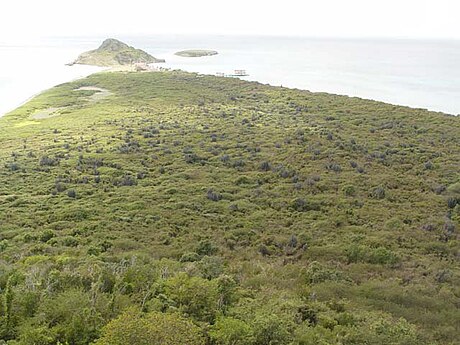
232;69;249;76
216;70;249;77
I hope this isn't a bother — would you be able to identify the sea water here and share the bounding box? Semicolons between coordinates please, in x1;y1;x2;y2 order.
0;37;102;116
0;35;459;117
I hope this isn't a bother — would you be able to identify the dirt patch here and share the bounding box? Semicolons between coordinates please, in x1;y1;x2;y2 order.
32;107;65;120
74;86;112;101
31;87;112;120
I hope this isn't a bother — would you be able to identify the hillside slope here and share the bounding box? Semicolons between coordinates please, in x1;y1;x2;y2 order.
0;71;459;344
69;38;165;66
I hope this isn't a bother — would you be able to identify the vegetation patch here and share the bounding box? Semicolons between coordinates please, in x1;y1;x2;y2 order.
175;49;219;57
0;70;458;344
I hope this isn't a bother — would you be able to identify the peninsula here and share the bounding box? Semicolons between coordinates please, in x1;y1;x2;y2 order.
0;67;459;345
68;38;165;67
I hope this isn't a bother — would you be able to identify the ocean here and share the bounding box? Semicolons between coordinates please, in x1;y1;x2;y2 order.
0;35;459;117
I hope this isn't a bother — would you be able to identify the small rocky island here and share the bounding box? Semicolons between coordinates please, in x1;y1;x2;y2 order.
69;38;165;67
175;49;218;57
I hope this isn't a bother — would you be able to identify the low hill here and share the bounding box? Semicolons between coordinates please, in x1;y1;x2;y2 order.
175;49;218;57
69;38;165;66
0;71;459;344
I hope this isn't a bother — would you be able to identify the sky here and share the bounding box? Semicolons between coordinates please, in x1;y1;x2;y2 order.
0;0;458;41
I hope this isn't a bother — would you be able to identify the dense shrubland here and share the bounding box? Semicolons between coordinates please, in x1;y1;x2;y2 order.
0;71;459;344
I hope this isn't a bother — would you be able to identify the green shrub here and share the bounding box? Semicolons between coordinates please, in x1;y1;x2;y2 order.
180;252;200;262
370;186;386;199
164;273;218;322
343;185;356;196
210;317;254;345
252;313;292;345
304;261;343;284
346;245;399;265
39;230;55;243
196;256;224;279
196;239;218;256
368;247;399;265
94;308;205;345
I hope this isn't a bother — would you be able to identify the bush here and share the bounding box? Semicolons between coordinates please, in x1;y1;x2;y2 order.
207;189;222;202
258;244;271;256
259;161;272;171
94;308;205;345
196;239;218;256
232;159;245;168
432;184;446;194
359;316;419;345
67;189;77;198
304;261;343;284
196;256;224;279
116;175;137;187
184;153;205;164
6;162;20;171
252;313;292;345
15;324;56;345
39;156;58;166
424;161;433;170
346;244;399;265
164;273;218;322
55;182;67;193
0;240;8;252
61;236;79;247
33;289;104;345
180;252;200;263
39;230;55;243
325;163;341;172
343;185;356;196
210;317;254;345
370;186;385;199
368;247;399;265
292;198;320;212
447;197;458;209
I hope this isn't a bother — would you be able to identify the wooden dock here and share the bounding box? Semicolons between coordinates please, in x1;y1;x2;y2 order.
216;70;249;77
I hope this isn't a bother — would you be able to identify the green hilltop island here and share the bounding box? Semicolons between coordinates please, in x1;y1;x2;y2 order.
0;43;459;345
68;38;165;67
175;49;219;57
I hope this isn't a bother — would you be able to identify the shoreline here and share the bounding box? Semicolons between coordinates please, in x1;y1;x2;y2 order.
1;36;458;116
1;67;457;118
0;66;108;118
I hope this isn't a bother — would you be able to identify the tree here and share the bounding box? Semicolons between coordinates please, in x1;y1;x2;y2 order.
32;289;105;345
252;313;292;345
94;308;205;345
164;273;219;322
209;317;254;345
0;274;18;340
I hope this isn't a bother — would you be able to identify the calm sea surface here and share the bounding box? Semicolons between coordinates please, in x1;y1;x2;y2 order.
1;35;459;116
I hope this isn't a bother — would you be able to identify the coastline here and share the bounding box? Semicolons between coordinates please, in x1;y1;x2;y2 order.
0;66;107;118
2;67;457;119
1;36;459;116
